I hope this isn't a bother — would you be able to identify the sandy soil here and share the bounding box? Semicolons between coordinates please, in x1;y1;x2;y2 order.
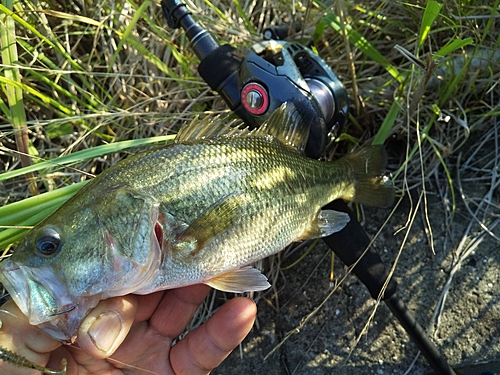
215;131;500;375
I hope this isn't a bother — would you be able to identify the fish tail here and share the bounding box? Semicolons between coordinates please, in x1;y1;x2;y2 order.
340;145;395;207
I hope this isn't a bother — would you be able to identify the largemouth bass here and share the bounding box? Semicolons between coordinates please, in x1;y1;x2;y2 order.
0;101;394;343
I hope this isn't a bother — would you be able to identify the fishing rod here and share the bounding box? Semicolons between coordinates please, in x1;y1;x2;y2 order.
160;1;460;374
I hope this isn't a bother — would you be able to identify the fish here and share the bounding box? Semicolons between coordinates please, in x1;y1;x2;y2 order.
0;100;394;343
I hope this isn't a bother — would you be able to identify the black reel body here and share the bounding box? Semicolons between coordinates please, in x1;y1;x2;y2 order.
236;40;348;157
162;0;347;158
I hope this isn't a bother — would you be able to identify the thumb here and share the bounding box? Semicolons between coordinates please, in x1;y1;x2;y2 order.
77;295;138;359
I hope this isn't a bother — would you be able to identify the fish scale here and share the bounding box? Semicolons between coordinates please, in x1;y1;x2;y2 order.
0;101;394;342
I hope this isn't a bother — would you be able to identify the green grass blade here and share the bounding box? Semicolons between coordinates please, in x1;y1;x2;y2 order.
0;3;104;109
233;0;257;35
417;1;443;54
0;181;88;249
14;38;100;116
41;9;101;26
109;0;152;71
0;200;80;249
429;141;455;223
281;239;319;271
0;96;9;118
0;184;85;226
0;0;37;194
372;98;402;145
434;38;474;59
322;13;402;83
479;0;500;44
0;2;25;125
438;57;472;106
0;75;73;115
393;113;438;180
0;134;173;250
203;0;229;22
121;31;180;78
0;135;175;182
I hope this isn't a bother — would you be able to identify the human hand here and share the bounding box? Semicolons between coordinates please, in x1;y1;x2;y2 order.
0;284;256;374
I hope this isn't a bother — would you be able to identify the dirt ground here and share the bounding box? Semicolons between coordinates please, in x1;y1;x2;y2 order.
214;129;500;375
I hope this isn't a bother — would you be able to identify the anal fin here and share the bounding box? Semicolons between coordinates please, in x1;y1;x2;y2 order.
205;266;271;293
297;209;350;241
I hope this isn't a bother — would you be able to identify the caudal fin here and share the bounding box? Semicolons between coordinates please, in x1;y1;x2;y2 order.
342;146;395;207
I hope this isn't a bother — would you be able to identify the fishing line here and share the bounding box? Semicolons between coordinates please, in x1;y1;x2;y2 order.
49;305;76;317
105;356;160;375
62;341;161;375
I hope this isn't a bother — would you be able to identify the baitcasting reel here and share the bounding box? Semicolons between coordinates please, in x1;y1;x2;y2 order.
162;0;348;159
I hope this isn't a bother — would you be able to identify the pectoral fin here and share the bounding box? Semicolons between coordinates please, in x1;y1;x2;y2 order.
205;266;271;293
297;209;350;240
179;192;246;255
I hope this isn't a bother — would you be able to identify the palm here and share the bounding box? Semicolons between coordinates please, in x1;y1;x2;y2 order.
64;325;176;375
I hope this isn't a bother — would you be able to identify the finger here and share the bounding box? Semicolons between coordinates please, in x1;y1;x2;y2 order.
149;284;211;339
133;291;165;324
170;297;256;375
77;295;138;359
0;299;61;375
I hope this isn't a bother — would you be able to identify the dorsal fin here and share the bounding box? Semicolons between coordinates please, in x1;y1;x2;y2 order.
174;100;316;153
252;100;314;152
175;114;249;143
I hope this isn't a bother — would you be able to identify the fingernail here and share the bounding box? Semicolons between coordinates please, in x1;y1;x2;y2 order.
88;310;123;353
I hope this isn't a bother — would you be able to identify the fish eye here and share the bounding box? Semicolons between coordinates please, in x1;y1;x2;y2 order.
35;227;62;258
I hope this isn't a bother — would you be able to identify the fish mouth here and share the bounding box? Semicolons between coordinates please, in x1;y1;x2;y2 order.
0;259;98;343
